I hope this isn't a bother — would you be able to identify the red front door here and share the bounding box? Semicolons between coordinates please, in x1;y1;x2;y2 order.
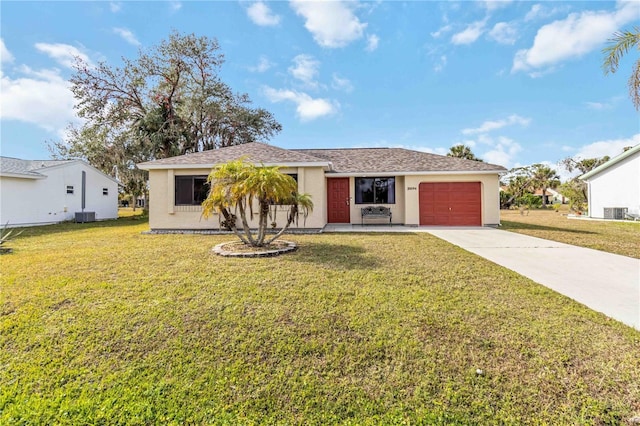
327;178;350;223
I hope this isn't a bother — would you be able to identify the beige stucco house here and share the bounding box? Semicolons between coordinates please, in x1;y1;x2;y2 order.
137;142;507;231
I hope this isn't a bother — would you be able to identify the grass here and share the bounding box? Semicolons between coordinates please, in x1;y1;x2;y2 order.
500;207;640;259
1;217;639;425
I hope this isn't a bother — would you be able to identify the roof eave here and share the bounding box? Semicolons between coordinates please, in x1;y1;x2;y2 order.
579;144;640;181
326;170;506;177
137;161;332;171
0;172;46;179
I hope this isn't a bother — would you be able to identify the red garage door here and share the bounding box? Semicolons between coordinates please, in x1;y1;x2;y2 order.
419;182;481;226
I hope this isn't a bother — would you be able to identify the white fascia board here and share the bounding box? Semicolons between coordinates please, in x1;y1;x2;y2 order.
138;161;332;170
325;170;505;177
579;143;640;181
37;160;121;185
0;172;46;179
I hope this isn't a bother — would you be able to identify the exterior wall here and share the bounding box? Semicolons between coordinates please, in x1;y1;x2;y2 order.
586;154;640;218
147;169;502;229
0;163;118;227
345;176;406;225
403;173;501;226
147;166;327;230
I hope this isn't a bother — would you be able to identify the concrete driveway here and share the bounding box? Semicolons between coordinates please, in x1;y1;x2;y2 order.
426;228;640;330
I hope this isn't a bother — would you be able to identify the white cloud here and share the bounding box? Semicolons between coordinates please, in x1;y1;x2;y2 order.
1;39;14;63
113;28;141;47
451;19;487;45
524;4;565;22
431;24;452;38
524;4;543;21
331;73;353;93
574;134;640;159
479;135;523;168
480;0;513;11
288;54;320;87
249;55;273;73
489;22;518;45
170;1;182;12
290;0;367;48
34;43;91;69
0;66;79;135
109;2;122;13
462;114;531;135
433;55;447;73
512;1;639;74
585;101;611;110
584;96;623;110
263;86;337;121
246;2;281;27
366;34;380;52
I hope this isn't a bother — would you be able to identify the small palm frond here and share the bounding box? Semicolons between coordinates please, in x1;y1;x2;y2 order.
0;223;23;246
602;27;639;75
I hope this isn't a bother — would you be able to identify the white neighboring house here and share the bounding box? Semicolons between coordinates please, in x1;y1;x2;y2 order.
0;157;120;227
579;144;640;220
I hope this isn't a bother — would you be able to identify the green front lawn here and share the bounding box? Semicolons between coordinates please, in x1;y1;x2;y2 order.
501;208;640;259
2;218;639;424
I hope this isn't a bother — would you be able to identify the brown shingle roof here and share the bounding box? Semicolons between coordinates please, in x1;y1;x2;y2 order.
137;142;507;174
138;142;328;168
296;148;506;173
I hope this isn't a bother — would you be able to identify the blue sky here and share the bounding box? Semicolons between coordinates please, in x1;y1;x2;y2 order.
1;0;638;177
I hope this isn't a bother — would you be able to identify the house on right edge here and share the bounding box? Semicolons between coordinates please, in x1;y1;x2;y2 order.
580;143;640;220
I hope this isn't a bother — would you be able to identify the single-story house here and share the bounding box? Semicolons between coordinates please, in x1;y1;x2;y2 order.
533;188;566;205
580;143;640;220
0;157;120;227
137;142;507;231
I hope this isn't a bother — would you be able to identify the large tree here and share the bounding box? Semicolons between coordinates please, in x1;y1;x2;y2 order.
558;155;610;213
202;160;313;247
530;164;560;207
50;31;281;204
501;164;559;208
502;167;536;208
602;26;640;110
560;156;610;175
447;144;484;162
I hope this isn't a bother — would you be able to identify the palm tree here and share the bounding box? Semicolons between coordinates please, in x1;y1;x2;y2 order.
447;144;483;162
202;159;313;247
602;26;640;110
531;164;560;207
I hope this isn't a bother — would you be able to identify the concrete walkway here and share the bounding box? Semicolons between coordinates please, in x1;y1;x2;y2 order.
426;228;640;330
322;224;640;330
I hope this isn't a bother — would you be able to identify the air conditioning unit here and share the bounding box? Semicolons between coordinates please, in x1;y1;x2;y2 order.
603;207;627;220
75;212;96;223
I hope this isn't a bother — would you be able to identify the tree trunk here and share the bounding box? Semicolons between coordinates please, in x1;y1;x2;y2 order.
220;208;250;245
237;201;257;246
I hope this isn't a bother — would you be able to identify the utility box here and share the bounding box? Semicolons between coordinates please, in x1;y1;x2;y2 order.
603;207;627;220
75;212;96;223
